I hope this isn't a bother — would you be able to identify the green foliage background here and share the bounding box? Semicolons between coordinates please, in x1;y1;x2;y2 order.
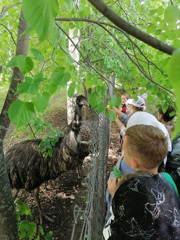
0;0;180;133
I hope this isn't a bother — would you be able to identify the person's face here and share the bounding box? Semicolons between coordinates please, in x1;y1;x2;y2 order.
157;112;162;122
126;104;133;115
121;95;127;105
123;136;132;168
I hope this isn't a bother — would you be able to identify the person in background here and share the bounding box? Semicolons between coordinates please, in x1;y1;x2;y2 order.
120;94;127;114
116;94;127;152
157;106;176;171
157;106;176;138
113;95;147;127
103;124;180;240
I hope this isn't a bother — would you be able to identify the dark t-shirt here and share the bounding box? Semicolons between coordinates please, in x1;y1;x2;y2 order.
106;173;180;240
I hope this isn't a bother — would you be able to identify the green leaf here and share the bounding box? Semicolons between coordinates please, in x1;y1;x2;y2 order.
168;49;180;136
164;5;180;29
25;57;34;72
22;0;59;41
51;67;65;85
8;100;35;127
95;102;106;114
31;48;44;62
61;73;71;85
173;39;180;48
146;24;156;34
17;77;39;94
34;73;44;83
89;92;100;107
7;55;33;74
35;92;50;112
7;56;17;68
15;200;32;217
105;109;116;121
69;22;75;29
16;55;26;74
113;168;121;178
45;231;53;240
84;78;94;89
111;96;121;107
48;84;57;96
68;82;77;97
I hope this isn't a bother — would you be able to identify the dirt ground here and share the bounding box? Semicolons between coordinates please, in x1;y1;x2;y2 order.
4;107;121;240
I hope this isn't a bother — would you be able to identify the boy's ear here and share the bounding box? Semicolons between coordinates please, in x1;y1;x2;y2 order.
132;159;138;169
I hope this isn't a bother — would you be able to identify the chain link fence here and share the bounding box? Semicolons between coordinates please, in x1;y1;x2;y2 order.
70;77;115;240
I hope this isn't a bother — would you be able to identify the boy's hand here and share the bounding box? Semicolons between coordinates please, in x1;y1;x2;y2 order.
107;178;121;198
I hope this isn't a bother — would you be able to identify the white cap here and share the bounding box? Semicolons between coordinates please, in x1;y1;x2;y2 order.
127;112;172;152
127;99;134;105
131;96;145;108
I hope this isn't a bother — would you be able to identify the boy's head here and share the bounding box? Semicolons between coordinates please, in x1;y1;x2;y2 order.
123;125;168;170
157;106;176;123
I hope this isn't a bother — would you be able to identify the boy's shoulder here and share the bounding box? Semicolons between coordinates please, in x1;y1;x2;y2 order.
115;171;179;202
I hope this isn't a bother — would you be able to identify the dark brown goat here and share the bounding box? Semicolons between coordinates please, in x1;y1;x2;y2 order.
5;95;88;224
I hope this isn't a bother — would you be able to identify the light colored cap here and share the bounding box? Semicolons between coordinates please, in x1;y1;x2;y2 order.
131;96;145;108
127;112;172;152
127;99;134;105
141;93;148;101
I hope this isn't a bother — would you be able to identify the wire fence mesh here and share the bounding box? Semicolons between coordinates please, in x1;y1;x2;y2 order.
70;113;110;240
71;76;115;240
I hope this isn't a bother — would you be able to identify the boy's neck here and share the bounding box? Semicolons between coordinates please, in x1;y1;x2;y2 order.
135;167;158;175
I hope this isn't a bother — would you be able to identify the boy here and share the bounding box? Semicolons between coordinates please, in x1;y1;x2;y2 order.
103;125;180;240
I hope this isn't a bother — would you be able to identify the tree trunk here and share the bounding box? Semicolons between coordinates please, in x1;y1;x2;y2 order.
0;10;29;239
67;0;80;124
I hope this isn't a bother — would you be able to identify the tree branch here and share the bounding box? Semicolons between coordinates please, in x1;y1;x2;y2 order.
0;23;16;45
56;17;171;94
0;3;21;21
87;0;176;55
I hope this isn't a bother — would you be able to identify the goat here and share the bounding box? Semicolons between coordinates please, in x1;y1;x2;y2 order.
5;95;88;224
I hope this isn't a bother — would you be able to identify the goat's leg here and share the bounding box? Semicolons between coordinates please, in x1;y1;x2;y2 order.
34;188;54;224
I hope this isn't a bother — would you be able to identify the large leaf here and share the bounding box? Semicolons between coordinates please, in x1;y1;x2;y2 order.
164;5;180;29
31;48;44;62
89;92;101;107
8;100;35;127
22;0;59;41
68;82;77;97
51;67;71;86
7;55;34;75
168;49;180;136
16;77;39;94
35;92;50;112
